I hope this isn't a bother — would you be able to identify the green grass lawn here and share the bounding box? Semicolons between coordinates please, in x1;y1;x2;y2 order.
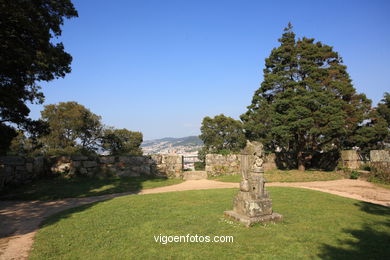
0;176;182;200
210;169;345;183
30;188;390;259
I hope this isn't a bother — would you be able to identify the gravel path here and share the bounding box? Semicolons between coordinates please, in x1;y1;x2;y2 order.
1;179;389;260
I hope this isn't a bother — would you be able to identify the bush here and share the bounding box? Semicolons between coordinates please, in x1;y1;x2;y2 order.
370;162;390;184
194;161;205;171
218;149;232;156
350;170;360;180
360;163;371;171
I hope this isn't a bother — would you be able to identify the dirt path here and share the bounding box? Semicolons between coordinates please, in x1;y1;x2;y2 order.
1;179;389;260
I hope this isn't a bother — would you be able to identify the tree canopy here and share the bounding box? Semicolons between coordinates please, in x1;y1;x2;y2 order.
0;0;78;154
40;101;103;155
199;114;246;159
241;23;379;170
101;128;143;156
377;92;390;144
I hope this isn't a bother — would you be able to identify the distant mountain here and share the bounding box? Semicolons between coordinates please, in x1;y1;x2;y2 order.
141;136;203;155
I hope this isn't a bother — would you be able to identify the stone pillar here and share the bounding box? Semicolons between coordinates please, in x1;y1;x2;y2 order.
224;141;282;226
340;150;362;169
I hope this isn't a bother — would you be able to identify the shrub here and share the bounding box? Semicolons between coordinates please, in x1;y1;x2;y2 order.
350;170;360;179
194;161;205;171
360;163;371;171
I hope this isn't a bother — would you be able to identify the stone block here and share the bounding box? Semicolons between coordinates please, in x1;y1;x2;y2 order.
72;161;82;168
370;150;390;162
118;156;132;163
83;161;98;168
26;163;33;173
79;167;88;176
224;210;283;227
0;156;25;166
52;162;71;174
341;150;360;161
70;155;88;161
99;156;115;164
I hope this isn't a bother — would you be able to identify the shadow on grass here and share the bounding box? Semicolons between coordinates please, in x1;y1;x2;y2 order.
0;175;178;239
0;175;173;200
318;202;390;260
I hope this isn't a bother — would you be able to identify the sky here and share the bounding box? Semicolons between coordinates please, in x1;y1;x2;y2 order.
28;0;390;140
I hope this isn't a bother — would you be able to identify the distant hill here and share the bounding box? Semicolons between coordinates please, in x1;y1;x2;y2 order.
141;136;203;154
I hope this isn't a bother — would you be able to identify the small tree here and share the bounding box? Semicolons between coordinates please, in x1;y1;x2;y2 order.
199;114;246;158
102;128;143;155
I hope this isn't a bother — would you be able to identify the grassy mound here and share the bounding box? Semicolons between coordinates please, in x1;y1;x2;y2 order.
31;188;390;259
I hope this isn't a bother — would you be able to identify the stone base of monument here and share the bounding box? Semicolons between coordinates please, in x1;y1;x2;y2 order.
224;210;283;227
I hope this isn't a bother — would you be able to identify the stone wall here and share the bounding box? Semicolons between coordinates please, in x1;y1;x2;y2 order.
205;152;277;177
151;154;183;178
340;150;363;169
370;150;390;183
263;153;277;171
205;154;240;177
0;154;183;191
0;156;46;191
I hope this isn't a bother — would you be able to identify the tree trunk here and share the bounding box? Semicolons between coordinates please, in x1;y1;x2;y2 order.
297;151;305;171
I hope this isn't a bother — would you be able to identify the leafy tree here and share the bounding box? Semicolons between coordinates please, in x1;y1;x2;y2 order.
0;0;78;153
7;125;48;156
199;114;246;159
0;124;17;155
101;128;143;155
40;101;103;155
241;23;372;170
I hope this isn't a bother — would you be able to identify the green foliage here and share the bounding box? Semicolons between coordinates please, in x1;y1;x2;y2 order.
194;161;205;171
345;108;388;157
0;124;17;155
0;0;78;153
218;149;233;156
350;170;360;180
102;128;143;156
369;163;390;184
377;92;390;127
211;165;230;176
360;163;371;171
377;92;390;143
7;121;49;156
241;23;373;171
40;102;103;155
199;114;246;158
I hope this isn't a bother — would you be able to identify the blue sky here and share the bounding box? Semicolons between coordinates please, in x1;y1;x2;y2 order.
29;0;390;140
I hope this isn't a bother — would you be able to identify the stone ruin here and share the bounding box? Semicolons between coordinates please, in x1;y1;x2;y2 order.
224;141;283;226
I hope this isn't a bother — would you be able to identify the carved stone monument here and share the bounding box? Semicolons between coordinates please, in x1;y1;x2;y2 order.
224;141;283;226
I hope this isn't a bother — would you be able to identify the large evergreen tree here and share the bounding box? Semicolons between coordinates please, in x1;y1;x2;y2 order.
377;92;390;144
241;23;372;170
